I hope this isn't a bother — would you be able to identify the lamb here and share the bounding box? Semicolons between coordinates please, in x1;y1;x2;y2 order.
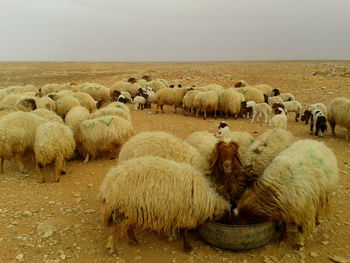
327;97;350;140
55;95;81;119
218;88;245;119
182;89;200;116
193;90;218;120
279;93;296;102
241;101;256;119
310;110;327;137
251;103;272;124
269;107;287;130
153;87;189;113
32;109;64;124
99;156;230;253
185;131;218;165
234;80;273;97
78;116;135;162
132;96;146;110
78;83;110;102
234;140;338;248
235;87;265;103
241;129;296;177
34;122;75;183
267;96;284;106
283;101;302;122
301;103;327;124
118;131;210;175
0;112;48;173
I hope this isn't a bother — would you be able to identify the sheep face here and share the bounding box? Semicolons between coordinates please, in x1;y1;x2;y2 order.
272;103;285;113
210;141;242;177
234;81;246;88
218;121;228;129
272;88;280;96
127;77;137;84
96;99;104;109
111;90;121;101
263;94;269;103
141;75;152;82
301;110;311;123
23;98;37;110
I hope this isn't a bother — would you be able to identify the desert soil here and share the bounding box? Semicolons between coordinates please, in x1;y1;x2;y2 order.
0;61;350;263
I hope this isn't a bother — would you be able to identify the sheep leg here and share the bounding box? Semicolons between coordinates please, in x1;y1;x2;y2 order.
160;104;164;113
0;157;4;173
61;159;67;175
196;109;199;117
182;229;193;252
214;110;217;119
276;221;287;243
225;111;228;119
251;111;256;123
203;109;206;120
155;104;159;114
36;163;45;183
347;128;350;140
53;158;63;182
295;225;305;250
106;228;117;254
174;106;177;113
329;121;336;136
84;154;90;163
15;154;28;174
310;116;314;134
127;226;139;245
295;112;300;122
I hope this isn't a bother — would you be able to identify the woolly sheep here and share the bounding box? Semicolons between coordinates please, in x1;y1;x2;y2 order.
78;115;135;162
235;87;265;103
234;140;338;248
103;101;130;114
55;95;81;119
128;83;142;98
241;129;296;177
267;96;284;106
205;84;225;95
269;107;287;130
137;79;148;89
111;81;132;94
78;83;110;102
279;93;295;102
32;109;64;124
193;90;218;120
5;84;39;94
34;122;75;183
0;94;25;107
251;103;272;124
234;80;273;97
132;96;146;110
154;87;189;113
118;131;210;175
327;97;350;140
185;131;218;164
283;101;302;122
182;89;200;116
14;97;37;112
89;106;131;122
218;88;245;119
65;106;90;143
35;96;56;112
0;112;48;173
41;83;77;95
147;79;167;92
99;156;230;253
72;92;98;113
48;90;75;100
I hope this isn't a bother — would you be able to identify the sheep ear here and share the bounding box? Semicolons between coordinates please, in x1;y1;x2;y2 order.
210;142;222;168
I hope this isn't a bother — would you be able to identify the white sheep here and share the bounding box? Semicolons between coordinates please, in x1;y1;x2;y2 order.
32;109;64;124
65;106;90;143
251;103;272;124
269;108;287;130
34;122;75;183
218;88;245;119
327;97;350;140
279;93;296;102
72;92;98;113
283;101;302;122
234;80;273;97
267;96;284;106
147;79;167;92
35;96;56;112
182;89;200;116
185;131;218;164
41;83;77;95
78;115;135;162
55;95;81;119
99;156;230;253
78;83;110;103
235;140;338;248
235;87;265;103
153;87;189;113
132;96;146;110
118;131;210;175
301;103;327;124
241;128;296;176
110;81;132;94
193;90;218;120
0;112;48;173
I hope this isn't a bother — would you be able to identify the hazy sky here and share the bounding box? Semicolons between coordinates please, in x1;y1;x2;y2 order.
1;0;350;61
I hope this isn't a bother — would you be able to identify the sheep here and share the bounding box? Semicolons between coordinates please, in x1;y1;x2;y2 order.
0;106;18;118
111;81;132;94
327;97;350;140
241;129;296;177
272;88;280;96
269;107;287;130
127;77;137;84
283;101;302;122
241;101;256;119
35;96;56;112
279;93;295;102
78;116;135;162
205;84;225;95
132;96;146;110
235;87;265;103
185;131;218;165
128;83;142;98
5;84;39;94
34;122;75;183
251;103;272;124
118;131;210;175
141;75;152;82
41;83;77;95
14;97;37;112
310;110;327;137
137;79;148;88
32;109;64;124
234;80;273;97
72;92;98;113
193;90;218;120
78;83;110;102
234;140;338;248
218;88;245;119
301;103;327;124
267;96;284;106
0;94;26;107
65;106;90;143
0;112;48;173
103;101;130;114
55;95;81;119
47;90;75;100
182;89;200;116
147;79;167;92
89;106;131;122
153;87;189;113
99;156;230;253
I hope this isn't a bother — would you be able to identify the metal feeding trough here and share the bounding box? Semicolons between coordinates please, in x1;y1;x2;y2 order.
198;221;276;250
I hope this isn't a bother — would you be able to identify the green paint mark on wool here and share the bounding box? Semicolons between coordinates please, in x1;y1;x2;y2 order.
82;122;96;130
239;89;248;95
98;118;114;127
115;105;124;110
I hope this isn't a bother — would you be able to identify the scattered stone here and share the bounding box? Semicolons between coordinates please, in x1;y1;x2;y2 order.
88;184;93;188
73;193;80;197
134;256;142;261
37;222;55;239
264;256;278;263
310;252;319;257
23;210;33;216
329;256;350;263
76;197;83;204
85;209;96;214
49;201;55;205
115;257;126;263
15;253;24;261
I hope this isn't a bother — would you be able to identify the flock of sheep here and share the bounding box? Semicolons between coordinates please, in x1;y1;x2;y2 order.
0;75;349;253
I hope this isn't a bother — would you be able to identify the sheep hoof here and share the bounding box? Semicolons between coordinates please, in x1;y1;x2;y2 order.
61;170;66;175
184;243;193;253
294;243;304;251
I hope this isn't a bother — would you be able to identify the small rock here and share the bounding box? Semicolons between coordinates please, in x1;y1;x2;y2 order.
85;209;96;214
37;222;55;238
76;198;83;204
23;210;33;216
87;184;93;188
310;252;319;257
73;193;80;197
15;253;24;261
322;240;329;245
329;256;350;263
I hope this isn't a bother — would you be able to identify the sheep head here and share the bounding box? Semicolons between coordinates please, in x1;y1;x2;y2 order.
234;80;247;88
272;88;280;96
23;98;37;110
127;77;137;84
141;75;152;82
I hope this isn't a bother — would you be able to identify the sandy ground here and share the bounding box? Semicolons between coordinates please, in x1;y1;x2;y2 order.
0;61;350;263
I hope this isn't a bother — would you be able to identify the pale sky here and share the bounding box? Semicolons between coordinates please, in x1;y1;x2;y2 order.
1;0;350;61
